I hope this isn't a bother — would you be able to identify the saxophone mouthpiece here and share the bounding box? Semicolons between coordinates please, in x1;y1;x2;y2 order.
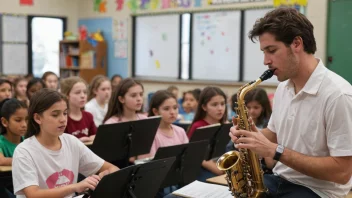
260;69;275;81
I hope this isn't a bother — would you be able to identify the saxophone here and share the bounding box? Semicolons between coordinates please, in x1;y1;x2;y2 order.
216;69;274;198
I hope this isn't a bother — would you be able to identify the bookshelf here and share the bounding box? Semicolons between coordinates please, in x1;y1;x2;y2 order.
59;40;107;83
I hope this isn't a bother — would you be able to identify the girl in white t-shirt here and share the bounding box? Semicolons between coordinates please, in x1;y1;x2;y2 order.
85;75;111;127
12;89;119;198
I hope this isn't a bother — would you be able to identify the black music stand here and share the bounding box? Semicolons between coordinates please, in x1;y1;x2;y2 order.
85;157;176;198
190;123;232;160
152;140;209;188
90;116;161;168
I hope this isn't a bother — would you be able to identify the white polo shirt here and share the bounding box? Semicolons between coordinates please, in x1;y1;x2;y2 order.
267;59;352;198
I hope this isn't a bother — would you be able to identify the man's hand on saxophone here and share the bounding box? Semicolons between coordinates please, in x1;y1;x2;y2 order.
229;118;277;160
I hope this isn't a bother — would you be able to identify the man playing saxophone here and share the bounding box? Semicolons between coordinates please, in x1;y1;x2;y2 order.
229;8;352;198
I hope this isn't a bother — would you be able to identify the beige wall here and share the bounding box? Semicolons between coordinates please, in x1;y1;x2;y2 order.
0;0;78;32
78;0;328;97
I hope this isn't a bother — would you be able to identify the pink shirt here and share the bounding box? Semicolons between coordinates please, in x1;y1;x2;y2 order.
104;113;148;124
149;125;189;156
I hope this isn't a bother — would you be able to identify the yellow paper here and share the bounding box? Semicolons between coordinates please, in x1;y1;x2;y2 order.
150;0;159;10
297;0;308;6
155;60;160;69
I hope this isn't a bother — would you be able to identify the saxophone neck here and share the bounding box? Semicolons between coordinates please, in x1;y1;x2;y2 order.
238;78;263;101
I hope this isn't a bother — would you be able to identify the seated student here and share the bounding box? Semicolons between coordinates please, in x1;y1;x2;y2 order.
104;78;147;124
178;89;199;122
0;99;27;198
103;78;146;166
61;77;96;143
13;77;29;106
42;71;59;91
140;90;189;159
166;86;179;99
85;75;112;127
187;87;227;181
227;93;237;121
12;89;119;198
0;79;12;103
111;74;123;91
26;78;46;101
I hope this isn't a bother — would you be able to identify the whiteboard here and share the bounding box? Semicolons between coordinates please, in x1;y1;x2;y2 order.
2;15;28;43
243;8;278;83
192;11;241;81
2;44;28;75
135;15;180;78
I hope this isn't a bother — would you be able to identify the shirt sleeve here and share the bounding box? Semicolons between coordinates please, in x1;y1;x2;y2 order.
12;148;39;195
77;139;104;177
325;94;352;156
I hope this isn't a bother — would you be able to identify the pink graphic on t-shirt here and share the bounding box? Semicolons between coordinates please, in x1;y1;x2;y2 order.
46;169;75;189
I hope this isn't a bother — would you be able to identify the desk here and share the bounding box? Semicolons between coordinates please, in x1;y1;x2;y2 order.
206;174;227;186
0;166;11;172
206;175;352;198
84;141;93;146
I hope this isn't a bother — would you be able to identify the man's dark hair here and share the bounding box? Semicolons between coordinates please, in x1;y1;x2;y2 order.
249;7;316;54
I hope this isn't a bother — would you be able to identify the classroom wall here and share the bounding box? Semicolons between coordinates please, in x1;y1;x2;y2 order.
76;0;328;97
0;0;78;32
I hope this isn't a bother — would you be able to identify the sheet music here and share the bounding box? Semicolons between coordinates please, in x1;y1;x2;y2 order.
172;180;233;198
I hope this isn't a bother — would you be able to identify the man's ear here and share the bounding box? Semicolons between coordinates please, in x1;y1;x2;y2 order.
1;117;8;128
33;113;42;125
292;36;303;53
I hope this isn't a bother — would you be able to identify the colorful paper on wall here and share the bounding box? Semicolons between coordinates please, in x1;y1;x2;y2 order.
274;0;308;7
209;0;265;5
116;0;124;11
127;0;139;13
113;18;128;58
161;0;170;9
150;0;160;10
140;0;150;9
94;0;101;11
20;0;33;5
194;0;202;7
94;0;107;13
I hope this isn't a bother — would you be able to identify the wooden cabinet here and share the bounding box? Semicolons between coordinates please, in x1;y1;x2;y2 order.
59;40;107;83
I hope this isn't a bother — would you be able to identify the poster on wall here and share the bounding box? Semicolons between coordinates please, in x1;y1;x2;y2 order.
126;0;198;13
273;0;308;14
113;18;128;58
20;0;33;6
208;0;266;6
